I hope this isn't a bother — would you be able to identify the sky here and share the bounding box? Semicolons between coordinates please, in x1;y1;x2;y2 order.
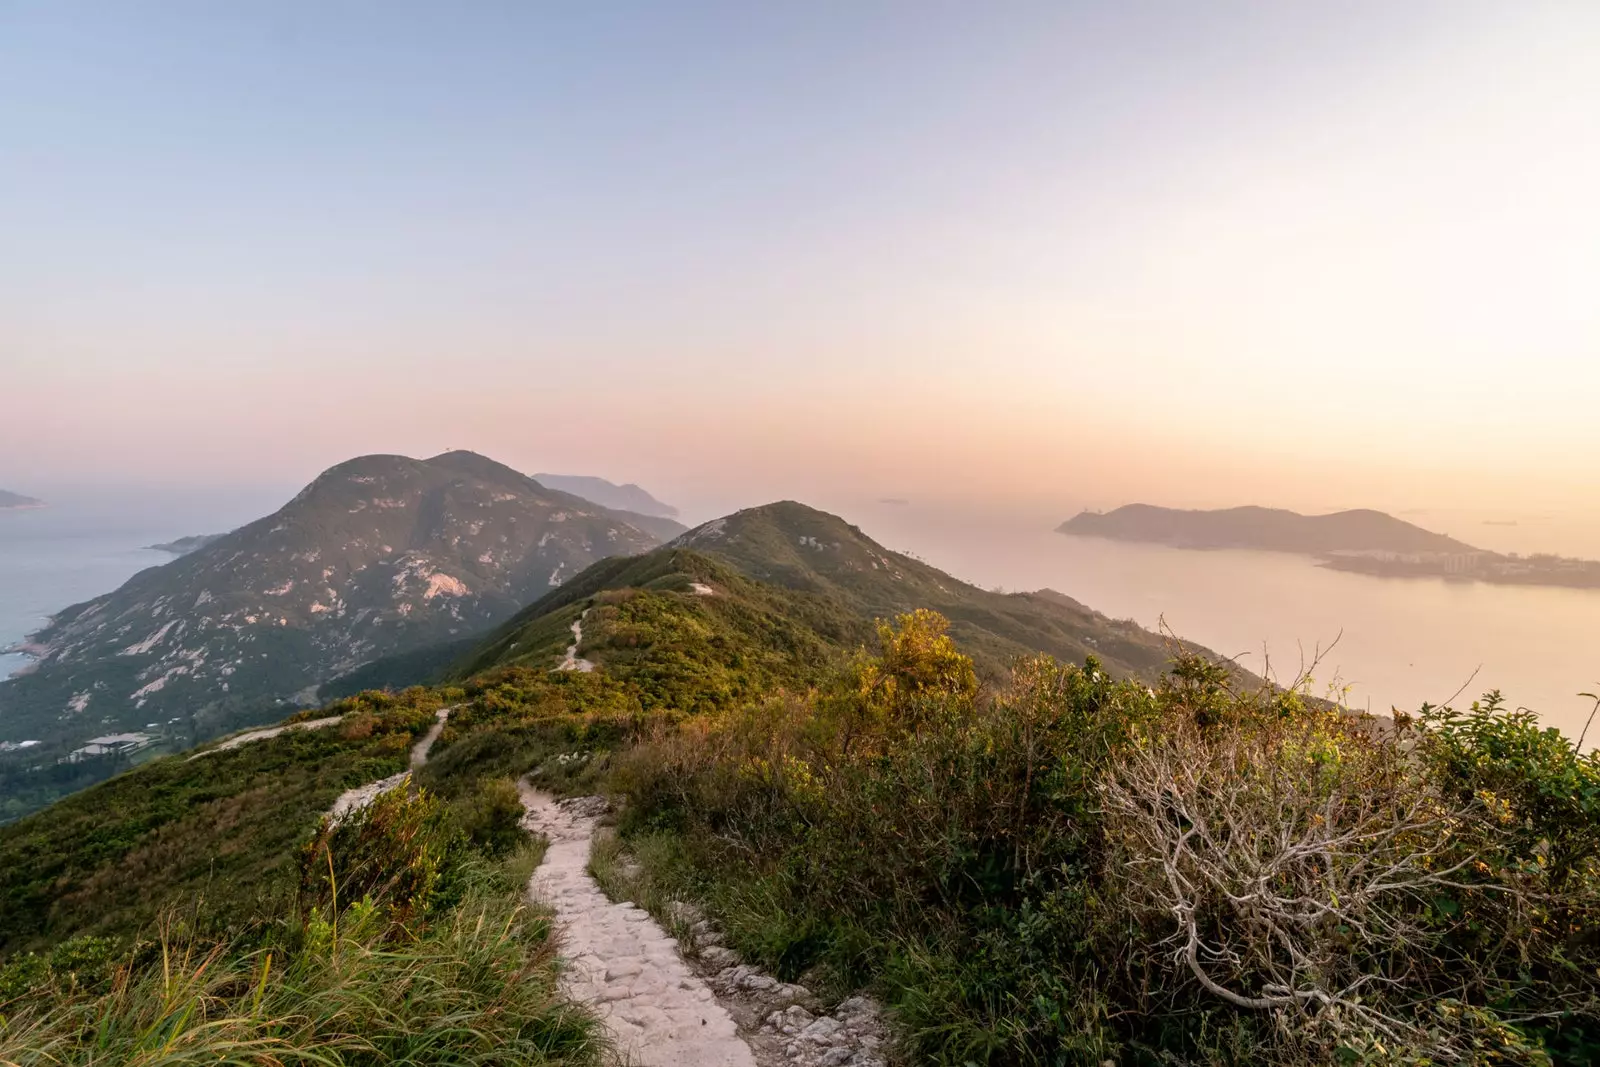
4;1;1598;525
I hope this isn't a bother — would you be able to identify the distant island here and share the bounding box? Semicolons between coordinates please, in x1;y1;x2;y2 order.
534;474;678;519
1060;504;1600;589
0;490;45;511
146;533;225;556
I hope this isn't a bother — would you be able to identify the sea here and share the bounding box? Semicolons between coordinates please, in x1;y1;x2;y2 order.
850;502;1600;744
4;489;1599;745
0;487;287;685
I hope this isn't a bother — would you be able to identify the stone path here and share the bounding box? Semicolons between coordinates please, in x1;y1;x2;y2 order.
326;707;451;821
187;713;344;759
519;782;757;1067
556;610;596;673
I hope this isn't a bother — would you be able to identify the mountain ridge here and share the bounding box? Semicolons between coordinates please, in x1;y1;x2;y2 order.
462;500;1235;688
533;473;679;519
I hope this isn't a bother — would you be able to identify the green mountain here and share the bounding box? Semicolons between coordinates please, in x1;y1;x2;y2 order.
0;489;44;510
1060;503;1476;556
458;500;1225;689
0;451;669;768
533;473;680;520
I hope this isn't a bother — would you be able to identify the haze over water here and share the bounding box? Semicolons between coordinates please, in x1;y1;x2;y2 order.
850;501;1600;741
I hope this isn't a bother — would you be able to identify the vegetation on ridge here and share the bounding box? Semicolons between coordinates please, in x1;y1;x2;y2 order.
599;612;1600;1065
0;688;445;954
0;788;605;1066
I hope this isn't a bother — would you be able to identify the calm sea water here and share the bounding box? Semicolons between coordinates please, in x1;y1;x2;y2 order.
853;504;1600;743
0;488;286;683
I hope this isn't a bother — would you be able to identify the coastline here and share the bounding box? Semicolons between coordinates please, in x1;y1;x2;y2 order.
1058;532;1600;592
3;626;54;679
1318;556;1600;590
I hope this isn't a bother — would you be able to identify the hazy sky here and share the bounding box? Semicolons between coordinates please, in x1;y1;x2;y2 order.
4;1;1598;522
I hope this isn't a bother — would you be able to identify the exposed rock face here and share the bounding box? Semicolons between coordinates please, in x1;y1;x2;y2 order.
0;452;664;743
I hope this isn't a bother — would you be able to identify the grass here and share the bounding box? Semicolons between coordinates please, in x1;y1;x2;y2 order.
0;690;446;955
0;796;605;1067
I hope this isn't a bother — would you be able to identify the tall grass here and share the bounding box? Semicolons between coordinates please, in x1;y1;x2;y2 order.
0;794;605;1067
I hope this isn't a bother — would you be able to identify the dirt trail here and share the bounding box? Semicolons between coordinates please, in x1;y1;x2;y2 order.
187;714;344;759
326;707;451;820
556;610;596;673
519;782;756;1067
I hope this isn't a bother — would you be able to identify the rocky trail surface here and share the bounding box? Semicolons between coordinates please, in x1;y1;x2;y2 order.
326;707;451;820
324;711;887;1065
556;610;596;673
518;784;889;1067
519;784;752;1067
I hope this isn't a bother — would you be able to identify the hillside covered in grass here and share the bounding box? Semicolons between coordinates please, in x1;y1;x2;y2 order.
464;501;1213;688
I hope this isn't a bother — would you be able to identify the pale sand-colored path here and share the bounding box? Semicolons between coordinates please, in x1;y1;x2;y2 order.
187;714;344;759
326;707;451;820
519;782;757;1067
556;610;597;673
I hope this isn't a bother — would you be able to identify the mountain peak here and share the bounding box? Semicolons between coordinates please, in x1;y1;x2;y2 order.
426;450;537;488
0;451;670;751
533;473;679;519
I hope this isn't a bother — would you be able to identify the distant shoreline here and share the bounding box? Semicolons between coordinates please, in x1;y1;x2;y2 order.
1059;503;1600;592
1318;555;1600;590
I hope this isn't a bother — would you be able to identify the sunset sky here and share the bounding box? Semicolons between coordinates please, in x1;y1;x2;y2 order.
4;1;1597;523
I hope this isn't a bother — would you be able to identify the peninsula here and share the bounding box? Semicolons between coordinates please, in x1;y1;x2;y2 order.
1060;504;1600;589
0;490;45;510
145;533;225;556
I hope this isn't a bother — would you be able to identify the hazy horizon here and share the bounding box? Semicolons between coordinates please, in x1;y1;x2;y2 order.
6;1;1599;533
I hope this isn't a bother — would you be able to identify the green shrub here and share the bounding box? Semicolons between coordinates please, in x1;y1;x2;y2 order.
606;611;1598;1066
448;777;528;857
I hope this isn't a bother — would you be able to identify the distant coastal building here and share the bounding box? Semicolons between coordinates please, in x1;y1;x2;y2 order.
1443;552;1487;575
0;740;41;753
64;732;153;762
1325;548;1487;575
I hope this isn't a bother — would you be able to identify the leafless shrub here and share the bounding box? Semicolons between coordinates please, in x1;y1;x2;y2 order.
1100;705;1512;1057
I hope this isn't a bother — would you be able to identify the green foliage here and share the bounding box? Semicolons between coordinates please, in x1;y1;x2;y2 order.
605;612;1596;1066
0;689;441;954
0;836;603;1066
299;788;460;926
1422;692;1600;888
445;777;529;858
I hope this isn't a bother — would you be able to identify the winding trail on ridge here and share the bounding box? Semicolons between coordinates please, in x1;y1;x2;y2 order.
187;713;344;760
519;782;757;1067
556;610;596;673
326;706;451;820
